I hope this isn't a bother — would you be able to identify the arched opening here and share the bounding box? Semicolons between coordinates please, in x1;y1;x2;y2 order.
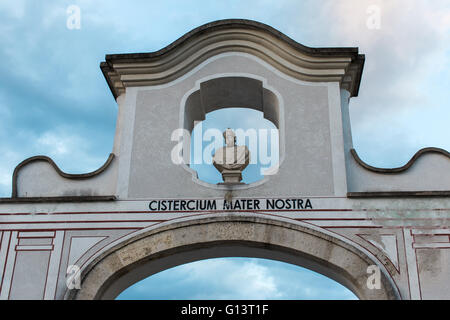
190;108;279;184
181;76;283;187
115;257;358;300
67;214;400;300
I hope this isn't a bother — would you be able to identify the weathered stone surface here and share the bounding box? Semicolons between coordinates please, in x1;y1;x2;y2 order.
71;215;399;300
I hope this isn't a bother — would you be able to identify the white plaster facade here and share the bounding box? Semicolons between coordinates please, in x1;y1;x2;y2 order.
0;19;449;300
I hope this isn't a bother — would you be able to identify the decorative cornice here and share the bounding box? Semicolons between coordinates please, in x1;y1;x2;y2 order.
11;153;115;198
101;19;365;99
347;191;450;198
0;196;116;204
350;147;450;174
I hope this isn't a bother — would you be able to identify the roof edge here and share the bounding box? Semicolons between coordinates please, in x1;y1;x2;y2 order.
351;147;450;174
105;19;360;62
101;19;365;98
11;153;115;198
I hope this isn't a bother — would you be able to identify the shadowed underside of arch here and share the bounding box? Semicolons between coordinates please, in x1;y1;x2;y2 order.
68;214;400;300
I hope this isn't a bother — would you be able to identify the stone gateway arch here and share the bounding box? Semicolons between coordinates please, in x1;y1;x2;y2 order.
0;20;449;300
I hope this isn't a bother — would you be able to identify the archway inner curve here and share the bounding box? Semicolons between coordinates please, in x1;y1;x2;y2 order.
68;214;400;300
182;76;283;187
190;107;279;184
116;257;359;299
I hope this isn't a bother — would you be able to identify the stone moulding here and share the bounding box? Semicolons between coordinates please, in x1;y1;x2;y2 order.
9;153;115;198
100;19;365;99
0;196;116;203
350;147;450;174
67;214;400;300
347;191;450;198
348;147;450;197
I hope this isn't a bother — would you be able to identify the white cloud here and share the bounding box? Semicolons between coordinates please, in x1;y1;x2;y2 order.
305;0;450;164
0;149;22;197
0;0;26;19
321;0;449;103
0;171;10;189
117;258;357;300
37;131;71;156
41;5;66;29
175;258;283;299
32;129;111;174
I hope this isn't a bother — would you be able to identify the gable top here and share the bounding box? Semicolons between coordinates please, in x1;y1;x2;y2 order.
101;19;365;99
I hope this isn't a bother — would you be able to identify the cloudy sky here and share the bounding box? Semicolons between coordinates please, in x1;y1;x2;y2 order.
0;0;449;299
116;258;357;300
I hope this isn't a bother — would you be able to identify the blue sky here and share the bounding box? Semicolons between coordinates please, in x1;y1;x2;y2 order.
189;108;279;184
116;258;357;300
0;0;449;299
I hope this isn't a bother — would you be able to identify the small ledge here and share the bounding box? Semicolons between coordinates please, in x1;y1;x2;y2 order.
347;191;450;198
0;196;116;204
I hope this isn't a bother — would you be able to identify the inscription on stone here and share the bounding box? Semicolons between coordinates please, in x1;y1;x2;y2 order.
148;198;313;211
